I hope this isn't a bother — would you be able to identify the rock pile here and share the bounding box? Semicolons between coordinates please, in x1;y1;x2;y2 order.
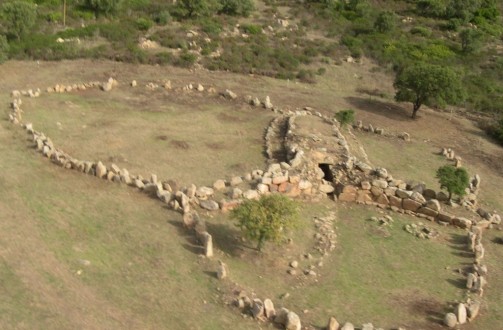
404;222;439;239
353;120;410;141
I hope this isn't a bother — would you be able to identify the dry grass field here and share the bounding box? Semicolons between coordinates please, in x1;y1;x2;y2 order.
1;59;503;330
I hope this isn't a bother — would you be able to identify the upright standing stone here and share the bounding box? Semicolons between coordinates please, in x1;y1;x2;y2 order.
285;312;301;330
202;232;213;257
456;303;467;324
217;260;227;279
327;316;340;330
263;299;276;319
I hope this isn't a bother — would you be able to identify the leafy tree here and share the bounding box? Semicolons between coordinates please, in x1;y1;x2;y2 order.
436;165;470;200
0;35;8;63
219;0;254;17
1;1;37;41
175;0;220;18
394;63;465;119
335;109;355;127
82;0;121;17
459;28;483;53
374;11;396;33
231;194;299;251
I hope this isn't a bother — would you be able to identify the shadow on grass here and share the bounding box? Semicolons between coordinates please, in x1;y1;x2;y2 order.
167;218;204;256
345;96;412;122
446;278;466;290
409;297;447;329
206;221;254;258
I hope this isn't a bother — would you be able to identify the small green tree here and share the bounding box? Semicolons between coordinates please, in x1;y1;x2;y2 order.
394;63;465;119
82;0;121;17
176;0;220;18
0;35;9;63
218;0;254;17
1;1;37;41
231;194;299;251
335;109;355;127
436;165;470;200
374;11;396;33
459;28;483;54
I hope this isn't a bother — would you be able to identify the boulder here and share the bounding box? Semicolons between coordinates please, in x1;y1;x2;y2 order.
217;260;228;279
437;212;454;224
338;192;356;202
319;184;335;194
230;176;243;186
410;191;426;204
466;273;477;289
374;167;388;178
370;186;383;197
95;161;107;178
361;324;374;330
425;199;441;211
182;211;197;228
389;196;402;208
437;191;449;201
417;207;438;218
396;189;412;199
243;190;259;200
202;232;213;257
467;300;481;321
257;183;270;194
342;185;357;194
361;181;371;190
341;322;355;330
272;175;288;185
384;187;397;197
423;188;437;199
213;179;226;190
327;317;340;330
264;96;273;109
230;188;243;199
402;198;422;212
456;303;467;324
274;308;290;325
356;190;373;203
200;199;219;211
285;312;301;330
223;89;237;100
195;186;214;199
453;217;472;229
252;299;264;319
299;180;313;190
375;194;389;206
263;299;276;319
444;313;457;328
372;179;388;189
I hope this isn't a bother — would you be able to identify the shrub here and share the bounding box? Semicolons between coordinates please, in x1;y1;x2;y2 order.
175;51;197;68
136;17;153;31
410;26;432;37
374;11;396;33
297;69;315;83
436;165;470;200
1;1;37;41
0;35;9;63
82;0;121;17
153;10;171;25
459;28;483;53
218;0;254;17
487;118;503;145
231;194;299;251
335;109;355;127
241;24;262;35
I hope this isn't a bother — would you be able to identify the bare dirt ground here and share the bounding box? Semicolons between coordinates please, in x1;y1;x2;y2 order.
1;59;503;329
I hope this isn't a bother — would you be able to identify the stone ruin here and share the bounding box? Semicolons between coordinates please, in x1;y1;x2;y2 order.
7;76;501;330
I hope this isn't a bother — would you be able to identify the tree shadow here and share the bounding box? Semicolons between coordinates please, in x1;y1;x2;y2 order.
345;96;413;122
205;221;253;258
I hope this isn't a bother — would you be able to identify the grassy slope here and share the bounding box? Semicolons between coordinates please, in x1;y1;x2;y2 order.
0;120;257;329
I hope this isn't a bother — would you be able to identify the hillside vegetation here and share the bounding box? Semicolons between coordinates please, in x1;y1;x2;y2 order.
0;0;502;119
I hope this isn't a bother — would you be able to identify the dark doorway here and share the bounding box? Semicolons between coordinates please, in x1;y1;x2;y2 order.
318;163;334;182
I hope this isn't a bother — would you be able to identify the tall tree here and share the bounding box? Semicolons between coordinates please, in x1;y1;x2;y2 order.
394;63;464;119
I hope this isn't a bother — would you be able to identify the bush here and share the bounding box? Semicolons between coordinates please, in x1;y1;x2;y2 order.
1;1;37;41
0;35;9;63
218;0;254;17
335;109;355;127
410;26;432;37
297;69;315;83
175;51;197;68
459;28;483;53
488;118;503;145
231;194;299;251
136;17;153;31
82;0;121;17
153;10;171;25
241;24;262;35
436;165;469;200
374;11;396;33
